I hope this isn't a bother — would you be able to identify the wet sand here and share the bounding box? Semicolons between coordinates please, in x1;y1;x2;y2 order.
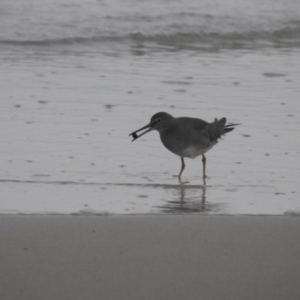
1;215;299;300
1;47;300;215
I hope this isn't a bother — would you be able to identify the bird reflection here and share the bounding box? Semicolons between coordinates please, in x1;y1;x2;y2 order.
157;180;225;214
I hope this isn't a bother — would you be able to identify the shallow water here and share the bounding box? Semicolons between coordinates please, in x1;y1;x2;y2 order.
1;48;299;215
1;0;300;215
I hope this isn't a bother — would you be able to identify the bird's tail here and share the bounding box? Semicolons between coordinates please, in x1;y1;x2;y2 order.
202;118;240;142
214;118;240;135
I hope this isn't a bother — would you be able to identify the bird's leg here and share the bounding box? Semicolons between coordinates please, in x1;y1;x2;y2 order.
178;157;185;179
202;154;206;178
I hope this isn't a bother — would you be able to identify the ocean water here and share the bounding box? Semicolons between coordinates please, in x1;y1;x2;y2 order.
1;0;300;49
1;0;300;215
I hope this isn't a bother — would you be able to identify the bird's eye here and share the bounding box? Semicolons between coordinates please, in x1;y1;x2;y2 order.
156;118;162;123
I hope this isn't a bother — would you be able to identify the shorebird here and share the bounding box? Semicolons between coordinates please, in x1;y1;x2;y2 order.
129;112;239;179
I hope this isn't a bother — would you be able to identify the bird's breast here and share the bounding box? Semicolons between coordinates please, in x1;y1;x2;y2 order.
180;145;213;158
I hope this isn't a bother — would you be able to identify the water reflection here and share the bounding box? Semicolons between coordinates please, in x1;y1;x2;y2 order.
158;181;226;214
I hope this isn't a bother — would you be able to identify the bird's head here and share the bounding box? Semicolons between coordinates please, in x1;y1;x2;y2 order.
129;112;173;141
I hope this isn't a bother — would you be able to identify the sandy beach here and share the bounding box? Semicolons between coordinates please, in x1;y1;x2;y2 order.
1;2;300;216
1;215;299;300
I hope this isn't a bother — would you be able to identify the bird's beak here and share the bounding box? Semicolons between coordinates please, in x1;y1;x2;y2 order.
129;121;155;141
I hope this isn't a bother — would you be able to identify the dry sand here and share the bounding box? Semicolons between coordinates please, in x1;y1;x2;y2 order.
1;215;300;300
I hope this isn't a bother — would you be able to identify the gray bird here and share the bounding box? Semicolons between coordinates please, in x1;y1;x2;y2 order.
129;112;239;179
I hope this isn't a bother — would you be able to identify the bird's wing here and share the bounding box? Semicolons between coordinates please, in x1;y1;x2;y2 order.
177;117;213;140
194;118;225;142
